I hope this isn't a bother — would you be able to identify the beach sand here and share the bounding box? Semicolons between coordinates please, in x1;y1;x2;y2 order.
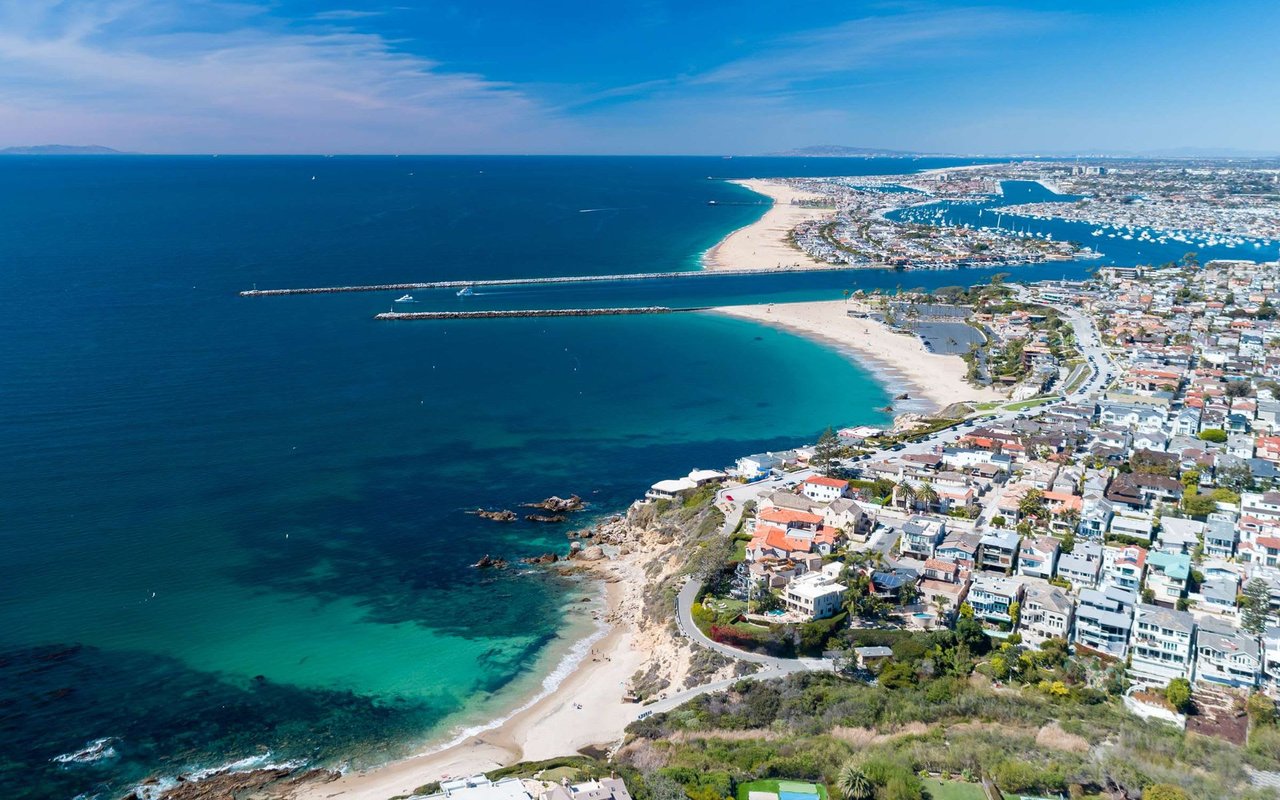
712;301;1006;413
296;559;654;800
702;179;834;271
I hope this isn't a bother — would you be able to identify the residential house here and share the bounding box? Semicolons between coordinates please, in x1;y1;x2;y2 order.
1017;535;1059;580
967;574;1023;629
1145;551;1192;606
801;475;851;504
978;530;1021;573
1074;585;1137;659
1102;544;1147;593
1205;519;1238;559
1020;582;1074;647
1195;618;1261;690
784;572;848;620
1127;604;1197;688
901;516;947;559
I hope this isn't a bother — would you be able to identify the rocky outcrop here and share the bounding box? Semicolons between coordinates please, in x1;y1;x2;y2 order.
467;508;517;522
525;513;568;523
520;553;560;565
523;494;586;513
124;767;338;800
472;554;509;569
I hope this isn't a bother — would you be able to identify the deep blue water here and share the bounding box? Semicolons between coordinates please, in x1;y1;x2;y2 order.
0;155;992;800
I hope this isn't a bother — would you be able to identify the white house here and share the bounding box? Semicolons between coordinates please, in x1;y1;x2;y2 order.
736;453;782;478
1017;535;1060;580
800;476;851;504
784;571;848;620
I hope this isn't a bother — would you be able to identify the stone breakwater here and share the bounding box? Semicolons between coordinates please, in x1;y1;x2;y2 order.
238;265;855;297
374;307;700;320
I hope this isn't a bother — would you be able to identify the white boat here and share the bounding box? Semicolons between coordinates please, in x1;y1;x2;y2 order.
395;294;417;303
457;285;474;297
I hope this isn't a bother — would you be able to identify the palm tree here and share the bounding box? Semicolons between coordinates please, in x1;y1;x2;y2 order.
895;481;917;510
917;482;940;511
836;761;874;800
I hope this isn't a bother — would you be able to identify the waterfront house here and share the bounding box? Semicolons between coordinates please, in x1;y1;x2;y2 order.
784;572;847;620
1194;622;1262;690
541;778;634;800
1127;604;1197;688
967;574;1023;629
423;776;534;800
1019;582;1074;647
801;475;851;504
1073;585;1137;659
736;453;782;478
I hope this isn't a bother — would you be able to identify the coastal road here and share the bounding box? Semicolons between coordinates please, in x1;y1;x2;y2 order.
674;579;833;668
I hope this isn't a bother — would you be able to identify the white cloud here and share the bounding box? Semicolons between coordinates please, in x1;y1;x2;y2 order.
0;0;571;152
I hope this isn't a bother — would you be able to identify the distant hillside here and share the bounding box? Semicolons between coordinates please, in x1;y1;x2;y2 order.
0;145;128;155
764;144;929;158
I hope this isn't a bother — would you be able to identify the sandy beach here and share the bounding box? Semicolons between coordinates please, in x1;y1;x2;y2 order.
702;179;834;270
713;301;1006;413
296;560;652;800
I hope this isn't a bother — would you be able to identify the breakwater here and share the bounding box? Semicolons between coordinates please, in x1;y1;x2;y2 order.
374;306;703;321
239;266;851;297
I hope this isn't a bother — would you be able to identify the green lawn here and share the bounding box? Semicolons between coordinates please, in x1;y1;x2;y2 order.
1002;396;1059;411
920;778;986;799
736;780;828;800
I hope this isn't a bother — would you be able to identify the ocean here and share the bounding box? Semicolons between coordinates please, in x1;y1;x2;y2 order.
0;155;974;800
5;156;1272;799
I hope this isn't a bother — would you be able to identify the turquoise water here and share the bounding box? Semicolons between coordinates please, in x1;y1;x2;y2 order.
0;156;968;799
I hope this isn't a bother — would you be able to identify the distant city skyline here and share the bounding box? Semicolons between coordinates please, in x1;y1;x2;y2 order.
1;0;1278;155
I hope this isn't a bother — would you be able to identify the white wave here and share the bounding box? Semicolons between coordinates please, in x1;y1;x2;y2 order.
128;751;308;800
422;592;609;754
53;737;119;765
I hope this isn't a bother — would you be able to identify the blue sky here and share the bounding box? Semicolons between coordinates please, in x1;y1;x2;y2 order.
1;0;1277;154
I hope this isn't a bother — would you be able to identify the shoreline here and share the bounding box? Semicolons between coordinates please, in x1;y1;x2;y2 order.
701;179;835;271
294;558;650;800
711;301;1006;415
